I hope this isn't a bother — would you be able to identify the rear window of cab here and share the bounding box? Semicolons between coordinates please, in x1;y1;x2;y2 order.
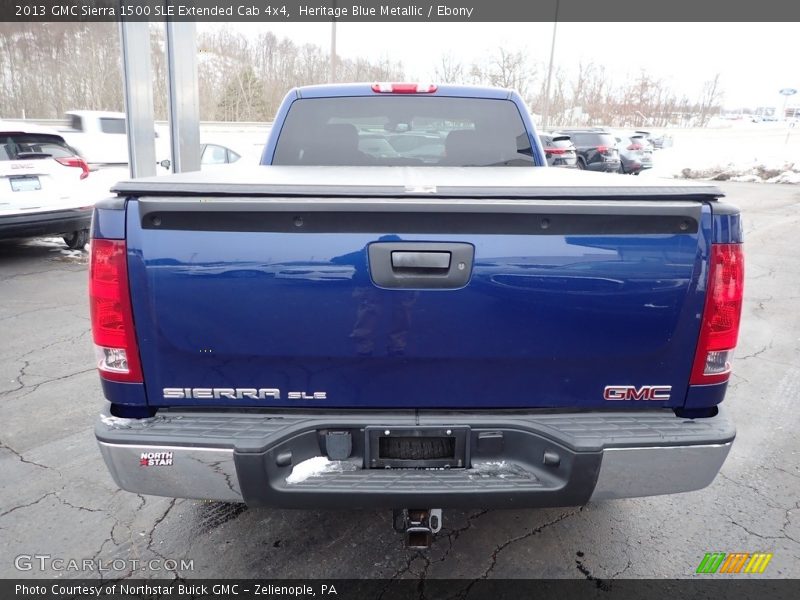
273;96;535;167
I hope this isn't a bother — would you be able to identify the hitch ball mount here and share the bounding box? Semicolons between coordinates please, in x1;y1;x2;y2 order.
393;508;443;549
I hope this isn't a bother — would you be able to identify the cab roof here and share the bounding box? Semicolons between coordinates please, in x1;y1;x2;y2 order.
295;83;515;100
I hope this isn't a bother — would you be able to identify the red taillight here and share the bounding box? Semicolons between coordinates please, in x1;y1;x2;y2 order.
690;244;744;385
627;143;643;151
89;239;142;383
547;148;566;155
596;145;609;153
56;156;90;179
371;82;437;94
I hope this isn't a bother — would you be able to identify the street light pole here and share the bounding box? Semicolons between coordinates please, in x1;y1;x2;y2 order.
541;0;560;130
330;1;337;82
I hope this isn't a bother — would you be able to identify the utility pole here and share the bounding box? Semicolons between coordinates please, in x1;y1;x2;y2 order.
541;0;560;130
330;1;337;82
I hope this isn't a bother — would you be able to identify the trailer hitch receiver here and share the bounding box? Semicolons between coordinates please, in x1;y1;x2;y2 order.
393;508;442;549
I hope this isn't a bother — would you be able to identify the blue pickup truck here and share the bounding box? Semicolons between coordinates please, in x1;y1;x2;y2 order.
92;84;743;547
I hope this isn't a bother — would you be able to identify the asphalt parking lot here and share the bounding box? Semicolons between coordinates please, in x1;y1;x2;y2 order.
1;181;799;584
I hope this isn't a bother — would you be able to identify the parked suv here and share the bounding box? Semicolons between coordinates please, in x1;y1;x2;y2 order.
1;122;93;248
633;129;673;149
615;134;653;174
555;129;620;172
538;133;578;168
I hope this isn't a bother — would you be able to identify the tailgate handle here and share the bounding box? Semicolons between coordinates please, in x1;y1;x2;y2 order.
369;242;474;289
391;251;451;270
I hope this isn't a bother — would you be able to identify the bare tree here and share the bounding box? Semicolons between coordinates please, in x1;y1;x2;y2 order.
697;73;723;127
0;26;726;129
434;53;465;83
0;23;122;118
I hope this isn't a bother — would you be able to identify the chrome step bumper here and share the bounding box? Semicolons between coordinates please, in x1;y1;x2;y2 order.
96;406;734;508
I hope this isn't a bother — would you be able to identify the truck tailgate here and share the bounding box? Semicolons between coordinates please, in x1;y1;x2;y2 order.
123;181;711;411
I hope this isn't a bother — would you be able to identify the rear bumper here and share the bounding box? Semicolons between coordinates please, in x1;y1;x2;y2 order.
622;160;653;174
96;407;734;509
586;161;620;172
0;206;92;240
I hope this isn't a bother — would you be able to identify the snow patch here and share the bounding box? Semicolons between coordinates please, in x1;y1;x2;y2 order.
473;460;509;471
636;127;800;184
25;236;66;248
285;456;359;484
767;170;800;184
468;460;533;480
99;414;161;429
22;237;89;256
58;249;85;258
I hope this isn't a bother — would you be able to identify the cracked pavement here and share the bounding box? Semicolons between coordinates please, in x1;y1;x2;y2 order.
1;182;799;582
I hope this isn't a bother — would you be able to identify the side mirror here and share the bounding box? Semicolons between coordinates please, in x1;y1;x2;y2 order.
159;159;171;170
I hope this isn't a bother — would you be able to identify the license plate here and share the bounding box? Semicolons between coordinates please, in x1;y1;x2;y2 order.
365;426;469;469
10;176;41;192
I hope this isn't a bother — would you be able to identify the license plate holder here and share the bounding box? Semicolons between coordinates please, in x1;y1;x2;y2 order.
10;176;41;192
365;426;469;469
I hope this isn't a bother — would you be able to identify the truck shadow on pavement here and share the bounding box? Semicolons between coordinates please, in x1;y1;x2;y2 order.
154;498;596;580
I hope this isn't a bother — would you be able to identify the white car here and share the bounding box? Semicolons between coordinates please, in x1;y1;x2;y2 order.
158;141;265;172
0;121;94;248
